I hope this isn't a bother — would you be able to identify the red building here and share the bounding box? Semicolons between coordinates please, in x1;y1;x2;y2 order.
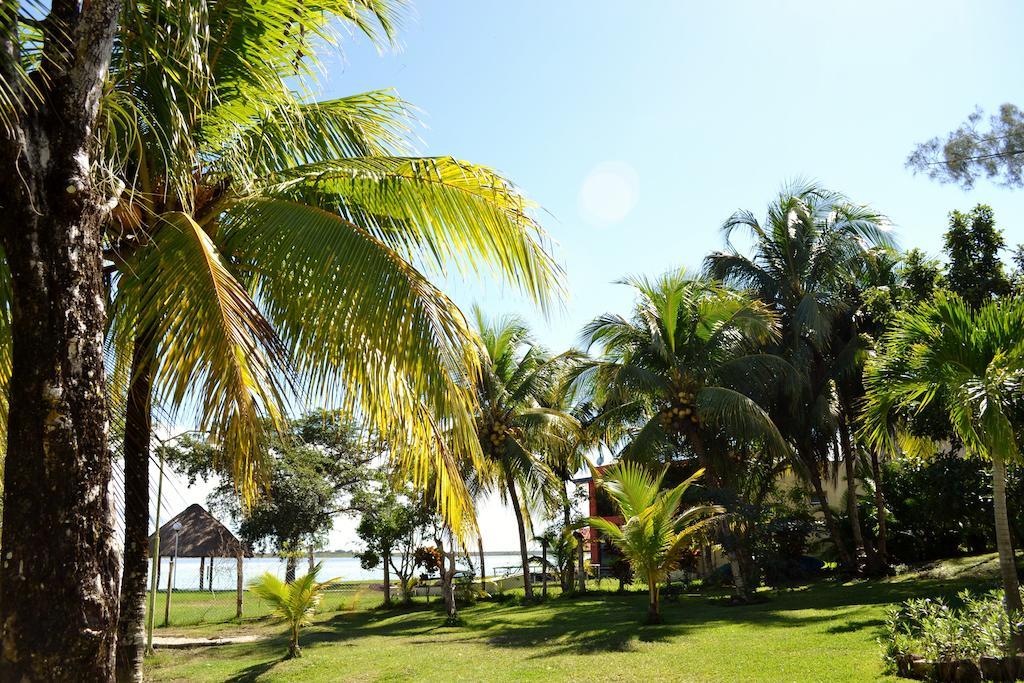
575;466;623;569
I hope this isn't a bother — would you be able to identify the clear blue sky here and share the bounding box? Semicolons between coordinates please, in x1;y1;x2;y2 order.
324;0;1024;354
166;2;1024;552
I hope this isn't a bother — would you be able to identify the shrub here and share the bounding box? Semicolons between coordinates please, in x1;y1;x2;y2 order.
881;589;1017;669
751;504;822;585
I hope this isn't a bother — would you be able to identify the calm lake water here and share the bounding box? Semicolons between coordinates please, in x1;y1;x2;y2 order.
149;553;532;591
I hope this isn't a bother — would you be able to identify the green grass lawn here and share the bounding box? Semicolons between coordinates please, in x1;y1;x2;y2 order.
153;584;379;631
146;554;1014;682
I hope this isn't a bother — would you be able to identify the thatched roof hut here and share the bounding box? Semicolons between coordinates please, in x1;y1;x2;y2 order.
149;503;252;558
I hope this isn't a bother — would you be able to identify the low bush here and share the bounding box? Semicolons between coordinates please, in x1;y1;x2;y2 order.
881;589;1017;668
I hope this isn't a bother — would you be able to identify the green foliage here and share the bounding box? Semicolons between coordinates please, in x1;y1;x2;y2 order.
353;475;432;603
162;411;376;554
862;291;1024;615
865;453;994;562
900;249;942;305
574;269;787;468
585;462;721;621
750;504;822;585
249;562;338;658
942;204;1011;309
0;0;569;531
861;292;1024;463
907;104;1024;189
468;308;572;590
882;590;1017;665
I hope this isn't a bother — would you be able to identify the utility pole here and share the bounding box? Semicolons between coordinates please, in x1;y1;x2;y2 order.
145;455;165;655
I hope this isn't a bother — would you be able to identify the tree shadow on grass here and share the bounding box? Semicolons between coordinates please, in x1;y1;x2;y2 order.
223;656;285;683
213;571;1009;671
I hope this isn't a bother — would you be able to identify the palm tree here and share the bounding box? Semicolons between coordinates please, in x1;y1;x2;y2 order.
705;183;892;572
572;270;789;599
585;462;721;623
470;307;574;601
862;292;1024;632
249;563;338;658
541;387;628;592
9;2;562;678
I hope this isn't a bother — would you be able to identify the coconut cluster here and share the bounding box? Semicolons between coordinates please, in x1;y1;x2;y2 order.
479;421;508;455
659;389;698;433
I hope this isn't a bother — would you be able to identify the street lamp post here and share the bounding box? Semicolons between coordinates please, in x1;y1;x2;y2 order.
163;521;182;626
145;453;165;656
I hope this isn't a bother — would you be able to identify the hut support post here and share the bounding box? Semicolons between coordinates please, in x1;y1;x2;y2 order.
209;557;214;592
236;552;243;619
199;556;205;591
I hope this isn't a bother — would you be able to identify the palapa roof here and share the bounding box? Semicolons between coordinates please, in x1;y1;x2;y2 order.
149;504;252;558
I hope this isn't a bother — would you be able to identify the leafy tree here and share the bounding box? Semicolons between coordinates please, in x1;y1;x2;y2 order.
469;308;573;601
163;412;376;579
585;463;720;623
942;204;1012;309
537;520;582;594
249;563;338;658
907;104;1024;189
862;292;1024;633
706;183;892;573
865;452;995;562
354;479;431;605
900;249;943;305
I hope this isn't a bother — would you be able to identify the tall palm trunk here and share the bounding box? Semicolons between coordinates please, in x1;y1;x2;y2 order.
477;537;486;592
116;331;155;683
991;452;1024;641
0;2;124;673
839;418;873;574
869;449;888;562
807;464;855;571
505;469;534;601
561;496;575;592
722;520;756;603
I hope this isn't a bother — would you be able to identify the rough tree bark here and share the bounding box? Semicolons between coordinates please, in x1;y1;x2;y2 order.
0;0;124;678
504;469;534;601
115;331;154;683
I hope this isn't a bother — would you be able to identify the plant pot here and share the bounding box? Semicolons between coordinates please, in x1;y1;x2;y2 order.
909;658;934;679
951;659;980;683
979;656;1012;681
